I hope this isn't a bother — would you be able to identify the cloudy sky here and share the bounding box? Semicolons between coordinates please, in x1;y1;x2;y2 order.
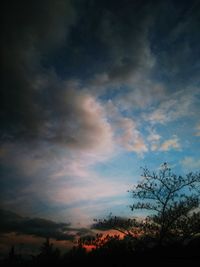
1;0;200;253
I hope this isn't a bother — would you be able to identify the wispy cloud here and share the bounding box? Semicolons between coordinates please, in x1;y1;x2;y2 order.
147;135;181;152
147;128;162;151
113;80;166;111
143;90;195;124
0;139;128;226
159;136;181;151
195;123;200;136
105;101;147;154
180;156;200;170
147;129;161;142
116;118;148;154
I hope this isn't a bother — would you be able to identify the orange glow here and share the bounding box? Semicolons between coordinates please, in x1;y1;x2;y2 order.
102;229;125;238
83;245;96;252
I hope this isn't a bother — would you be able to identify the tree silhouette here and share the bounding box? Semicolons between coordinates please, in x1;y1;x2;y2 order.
37;237;60;264
94;163;200;246
8;245;15;260
93;214;141;238
129;163;200;244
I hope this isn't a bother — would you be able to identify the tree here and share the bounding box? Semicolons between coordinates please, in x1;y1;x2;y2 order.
37;238;60;264
93;214;141;238
93;163;200;246
129;163;200;244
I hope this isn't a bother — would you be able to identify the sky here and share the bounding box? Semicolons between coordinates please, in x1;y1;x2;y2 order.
1;0;200;254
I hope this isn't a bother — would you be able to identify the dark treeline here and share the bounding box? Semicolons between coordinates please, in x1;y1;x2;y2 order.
1;234;200;267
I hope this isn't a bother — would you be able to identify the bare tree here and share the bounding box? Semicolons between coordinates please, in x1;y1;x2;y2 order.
129;163;200;244
93;163;200;245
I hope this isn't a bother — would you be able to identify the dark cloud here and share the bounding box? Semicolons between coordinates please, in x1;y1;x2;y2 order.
0;209;96;244
97;1;155;81
150;0;200;88
1;0;113;151
1;0;199;144
0;209;75;241
65;0;157;82
1;0;76;141
0;0;156;143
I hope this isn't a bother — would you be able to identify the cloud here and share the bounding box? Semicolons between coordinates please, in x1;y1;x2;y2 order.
0;209;97;256
115;118;148;154
86;0;200;100
105;101;147;154
180;157;200;170
144;90;196;124
1;82;114;158
112;80;166;112
1;2;115;155
195;124;200;136
0;141;128;226
147;128;162;151
159;136;181;151
47;175;127;208
0;0;158;144
0;209;74;241
1;0;199;145
152;0;200;88
69;0;157;88
147;134;181;152
147;130;161;142
45;87;114;155
98;2;155;83
1;0;76;141
42;154;129;225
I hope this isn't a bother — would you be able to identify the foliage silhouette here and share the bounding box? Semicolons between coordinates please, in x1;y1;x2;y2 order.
94;163;200;245
25;237;61;266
